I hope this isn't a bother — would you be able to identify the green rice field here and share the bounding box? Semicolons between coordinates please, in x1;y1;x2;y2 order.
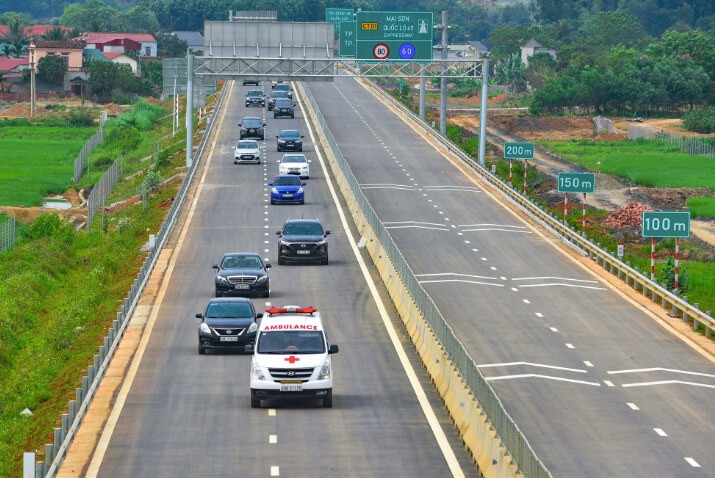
0;126;95;206
686;196;715;218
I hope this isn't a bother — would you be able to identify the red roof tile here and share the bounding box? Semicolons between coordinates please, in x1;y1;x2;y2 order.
82;32;156;44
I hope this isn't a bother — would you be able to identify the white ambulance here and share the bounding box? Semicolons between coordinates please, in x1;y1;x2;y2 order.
246;305;339;408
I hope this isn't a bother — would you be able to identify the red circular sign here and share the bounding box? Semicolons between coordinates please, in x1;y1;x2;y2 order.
373;43;389;60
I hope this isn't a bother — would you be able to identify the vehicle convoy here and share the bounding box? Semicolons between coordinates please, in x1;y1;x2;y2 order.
234;139;261;164
276;129;304;152
213;252;271;297
245;89;265;107
278;153;310;178
269;175;306;205
247;305;339;408
239;117;266;140
196;297;263;355
276;218;330;265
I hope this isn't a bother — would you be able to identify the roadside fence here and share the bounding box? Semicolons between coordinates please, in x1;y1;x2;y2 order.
86;158;122;228
628;124;715;160
0;215;16;252
73;110;109;183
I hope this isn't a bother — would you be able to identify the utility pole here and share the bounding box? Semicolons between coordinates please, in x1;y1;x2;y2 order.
185;52;193;168
477;54;489;167
439;11;448;137
30;60;36;119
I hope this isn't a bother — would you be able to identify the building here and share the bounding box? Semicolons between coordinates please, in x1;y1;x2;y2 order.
521;39;556;67
102;51;140;76
468;41;489;59
80;32;157;58
171;31;204;54
28;40;87;95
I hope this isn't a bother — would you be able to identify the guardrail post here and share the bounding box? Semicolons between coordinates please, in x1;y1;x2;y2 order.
44;444;53;468
61;414;69;442
706;311;712;338
692;304;700;332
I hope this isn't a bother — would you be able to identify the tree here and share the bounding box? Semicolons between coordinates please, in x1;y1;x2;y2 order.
0;18;28;58
494;52;526;93
118;6;160;34
42;27;69;41
60;0;120;32
646;28;715;78
37;55;67;85
89;61;120;101
156;32;188;58
523;52;557;90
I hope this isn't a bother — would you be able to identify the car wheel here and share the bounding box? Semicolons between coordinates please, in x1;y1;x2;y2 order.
278;256;285;265
215;290;221;297
299;199;304;205
263;284;270;298
322;390;333;408
250;391;261;409
291;114;295;118
322;255;329;265
274;113;278;118
198;345;206;355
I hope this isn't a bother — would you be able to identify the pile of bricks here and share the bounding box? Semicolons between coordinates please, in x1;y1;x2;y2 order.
602;202;653;229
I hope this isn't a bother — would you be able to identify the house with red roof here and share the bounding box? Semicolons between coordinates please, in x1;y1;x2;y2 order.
102;51;139;76
29;40;88;95
80;32;157;58
0;25;73;39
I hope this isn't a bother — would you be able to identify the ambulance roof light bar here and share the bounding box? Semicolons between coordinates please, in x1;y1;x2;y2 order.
265;305;317;315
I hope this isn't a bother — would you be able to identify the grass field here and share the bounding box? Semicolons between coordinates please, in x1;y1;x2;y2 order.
0;126;95;206
686;196;715;218
539;139;715;188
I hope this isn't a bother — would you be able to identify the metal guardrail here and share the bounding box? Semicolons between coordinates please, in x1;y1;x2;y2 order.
300;84;551;478
73;111;108;183
358;79;715;338
31;85;228;478
0;215;16;252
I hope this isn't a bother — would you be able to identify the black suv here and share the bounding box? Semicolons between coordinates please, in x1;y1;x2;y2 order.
213;252;271;297
276;219;330;265
276;129;304;152
245;89;265;107
267;90;290;110
196;297;263;354
239;117;266;140
273;98;295;119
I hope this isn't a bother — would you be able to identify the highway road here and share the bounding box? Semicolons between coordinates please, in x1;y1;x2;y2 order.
91;82;477;477
306;77;715;478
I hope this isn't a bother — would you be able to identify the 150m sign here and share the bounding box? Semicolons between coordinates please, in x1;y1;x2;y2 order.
557;172;595;193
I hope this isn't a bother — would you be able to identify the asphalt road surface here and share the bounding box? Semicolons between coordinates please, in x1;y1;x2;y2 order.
306;77;715;478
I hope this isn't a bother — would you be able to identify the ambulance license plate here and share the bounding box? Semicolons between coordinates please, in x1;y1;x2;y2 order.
280;384;302;392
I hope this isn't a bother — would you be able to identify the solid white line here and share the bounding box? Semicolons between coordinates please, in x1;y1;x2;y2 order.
418;279;504;287
621;380;715;389
517;283;607;290
485;374;601;386
86;82;235;477
361;185;416;191
627;402;639;410
458;223;526;228
684;457;701;467
512;276;599;283
383;220;447;227
271;465;280;476
301;85;465;477
384;225;451;231
461;228;532;233
653;428;667;437
423;188;481;192
424;185;481;190
604;381;615;387
477;362;588;373
269;435;277;444
415;272;497;280
360;183;415;187
607;367;715;378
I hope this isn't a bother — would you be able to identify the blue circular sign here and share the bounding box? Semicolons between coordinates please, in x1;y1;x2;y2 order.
399;43;416;60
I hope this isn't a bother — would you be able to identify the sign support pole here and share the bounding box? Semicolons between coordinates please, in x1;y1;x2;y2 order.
509;160;513;187
523;160;527;194
674;238;680;293
563;195;568;225
582;193;586;234
650;237;656;281
185;52;193;168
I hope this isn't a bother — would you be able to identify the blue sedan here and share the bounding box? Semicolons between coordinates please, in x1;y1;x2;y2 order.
269;175;306;204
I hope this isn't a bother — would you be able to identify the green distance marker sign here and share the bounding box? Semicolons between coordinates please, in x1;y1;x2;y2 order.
642;211;690;238
504;142;534;160
557;172;596;193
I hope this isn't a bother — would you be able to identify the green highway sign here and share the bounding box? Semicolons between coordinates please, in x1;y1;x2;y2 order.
504;142;534;160
557;172;596;193
326;8;355;32
339;21;356;57
355;11;433;61
642;211;691;238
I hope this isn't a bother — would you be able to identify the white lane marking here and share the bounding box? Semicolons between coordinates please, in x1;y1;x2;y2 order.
522;299;530;304
87;82;235;476
550;327;558;332
512;276;599;283
269;435;277;444
361;185;416;191
604;381;615;387
566;343;575;349
653;428;667;437
415;273;497;280
481;257;488;261
500;276;507;281
461;227;532;234
621;380;715;389
383;220;447;227
490;266;497;271
684;457;701;467
627;402;639;410
607;368;715;378
423;187;481;193
535;312;544;318
477;362;588;373
268;409;276;416
472;248;479;252
271;465;280;476
385;225;451;231
419;279;504;287
584;361;594;367
511;287;519;292
485;374;600;386
301;85;466;477
464;240;471;244
518;283;608;291
424;185;481;191
458;223;526;228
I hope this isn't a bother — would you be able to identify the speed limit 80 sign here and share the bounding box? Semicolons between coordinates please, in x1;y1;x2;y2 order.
373;43;389;60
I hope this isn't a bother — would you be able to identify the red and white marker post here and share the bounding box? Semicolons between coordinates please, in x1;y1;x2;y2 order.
582;193;587;234
674;238;680;293
650;237;656;281
509;160;513;187
563;195;568;226
523;160;527;194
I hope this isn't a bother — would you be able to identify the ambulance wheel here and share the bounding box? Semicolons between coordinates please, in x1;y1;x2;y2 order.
250;391;261;409
322;390;333;408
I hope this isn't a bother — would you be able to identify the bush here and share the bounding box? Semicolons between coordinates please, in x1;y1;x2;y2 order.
21;213;73;242
142;170;163;193
659;256;689;293
682;107;715;134
65;108;96;128
105;124;141;152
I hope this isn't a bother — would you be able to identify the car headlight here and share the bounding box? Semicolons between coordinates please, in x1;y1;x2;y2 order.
247;322;258;333
297;187;304;193
271;187;278;194
216;275;230;284
199;322;212;334
318;361;331;380
252;362;267;380
316;239;327;245
278;139;286;143
255;275;268;284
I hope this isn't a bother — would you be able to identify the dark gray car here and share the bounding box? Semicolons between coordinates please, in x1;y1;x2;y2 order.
213;252;271;297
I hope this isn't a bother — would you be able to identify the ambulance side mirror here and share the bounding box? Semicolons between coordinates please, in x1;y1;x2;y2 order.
328;344;339;354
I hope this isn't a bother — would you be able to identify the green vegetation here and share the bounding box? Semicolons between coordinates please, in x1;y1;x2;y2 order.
0;95;188;476
0;124;95;206
687;197;715;218
683;107;715;134
540;139;715;188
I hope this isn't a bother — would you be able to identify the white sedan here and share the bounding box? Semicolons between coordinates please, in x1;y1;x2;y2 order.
234;140;261;164
278;153;310;179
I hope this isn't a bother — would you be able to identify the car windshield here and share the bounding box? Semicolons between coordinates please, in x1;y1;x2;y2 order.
222;255;263;269
271;91;289;98
282;155;306;163
257;330;325;354
237;141;258;149
275;99;292;107
283;222;323;235
280;130;300;139
242;118;262;127
206;302;254;319
247;90;262;97
274;84;291;91
274;176;301;186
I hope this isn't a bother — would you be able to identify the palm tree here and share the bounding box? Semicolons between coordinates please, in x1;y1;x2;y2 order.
42;27;69;41
0;18;28;58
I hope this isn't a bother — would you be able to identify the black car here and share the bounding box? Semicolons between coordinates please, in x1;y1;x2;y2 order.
267;90;290;110
276;129;304;152
242;79;259;86
273;98;295;119
273;82;293;98
276;219;330;265
196;297;263;354
213;252;271;297
245;89;265;107
239;117;266;140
